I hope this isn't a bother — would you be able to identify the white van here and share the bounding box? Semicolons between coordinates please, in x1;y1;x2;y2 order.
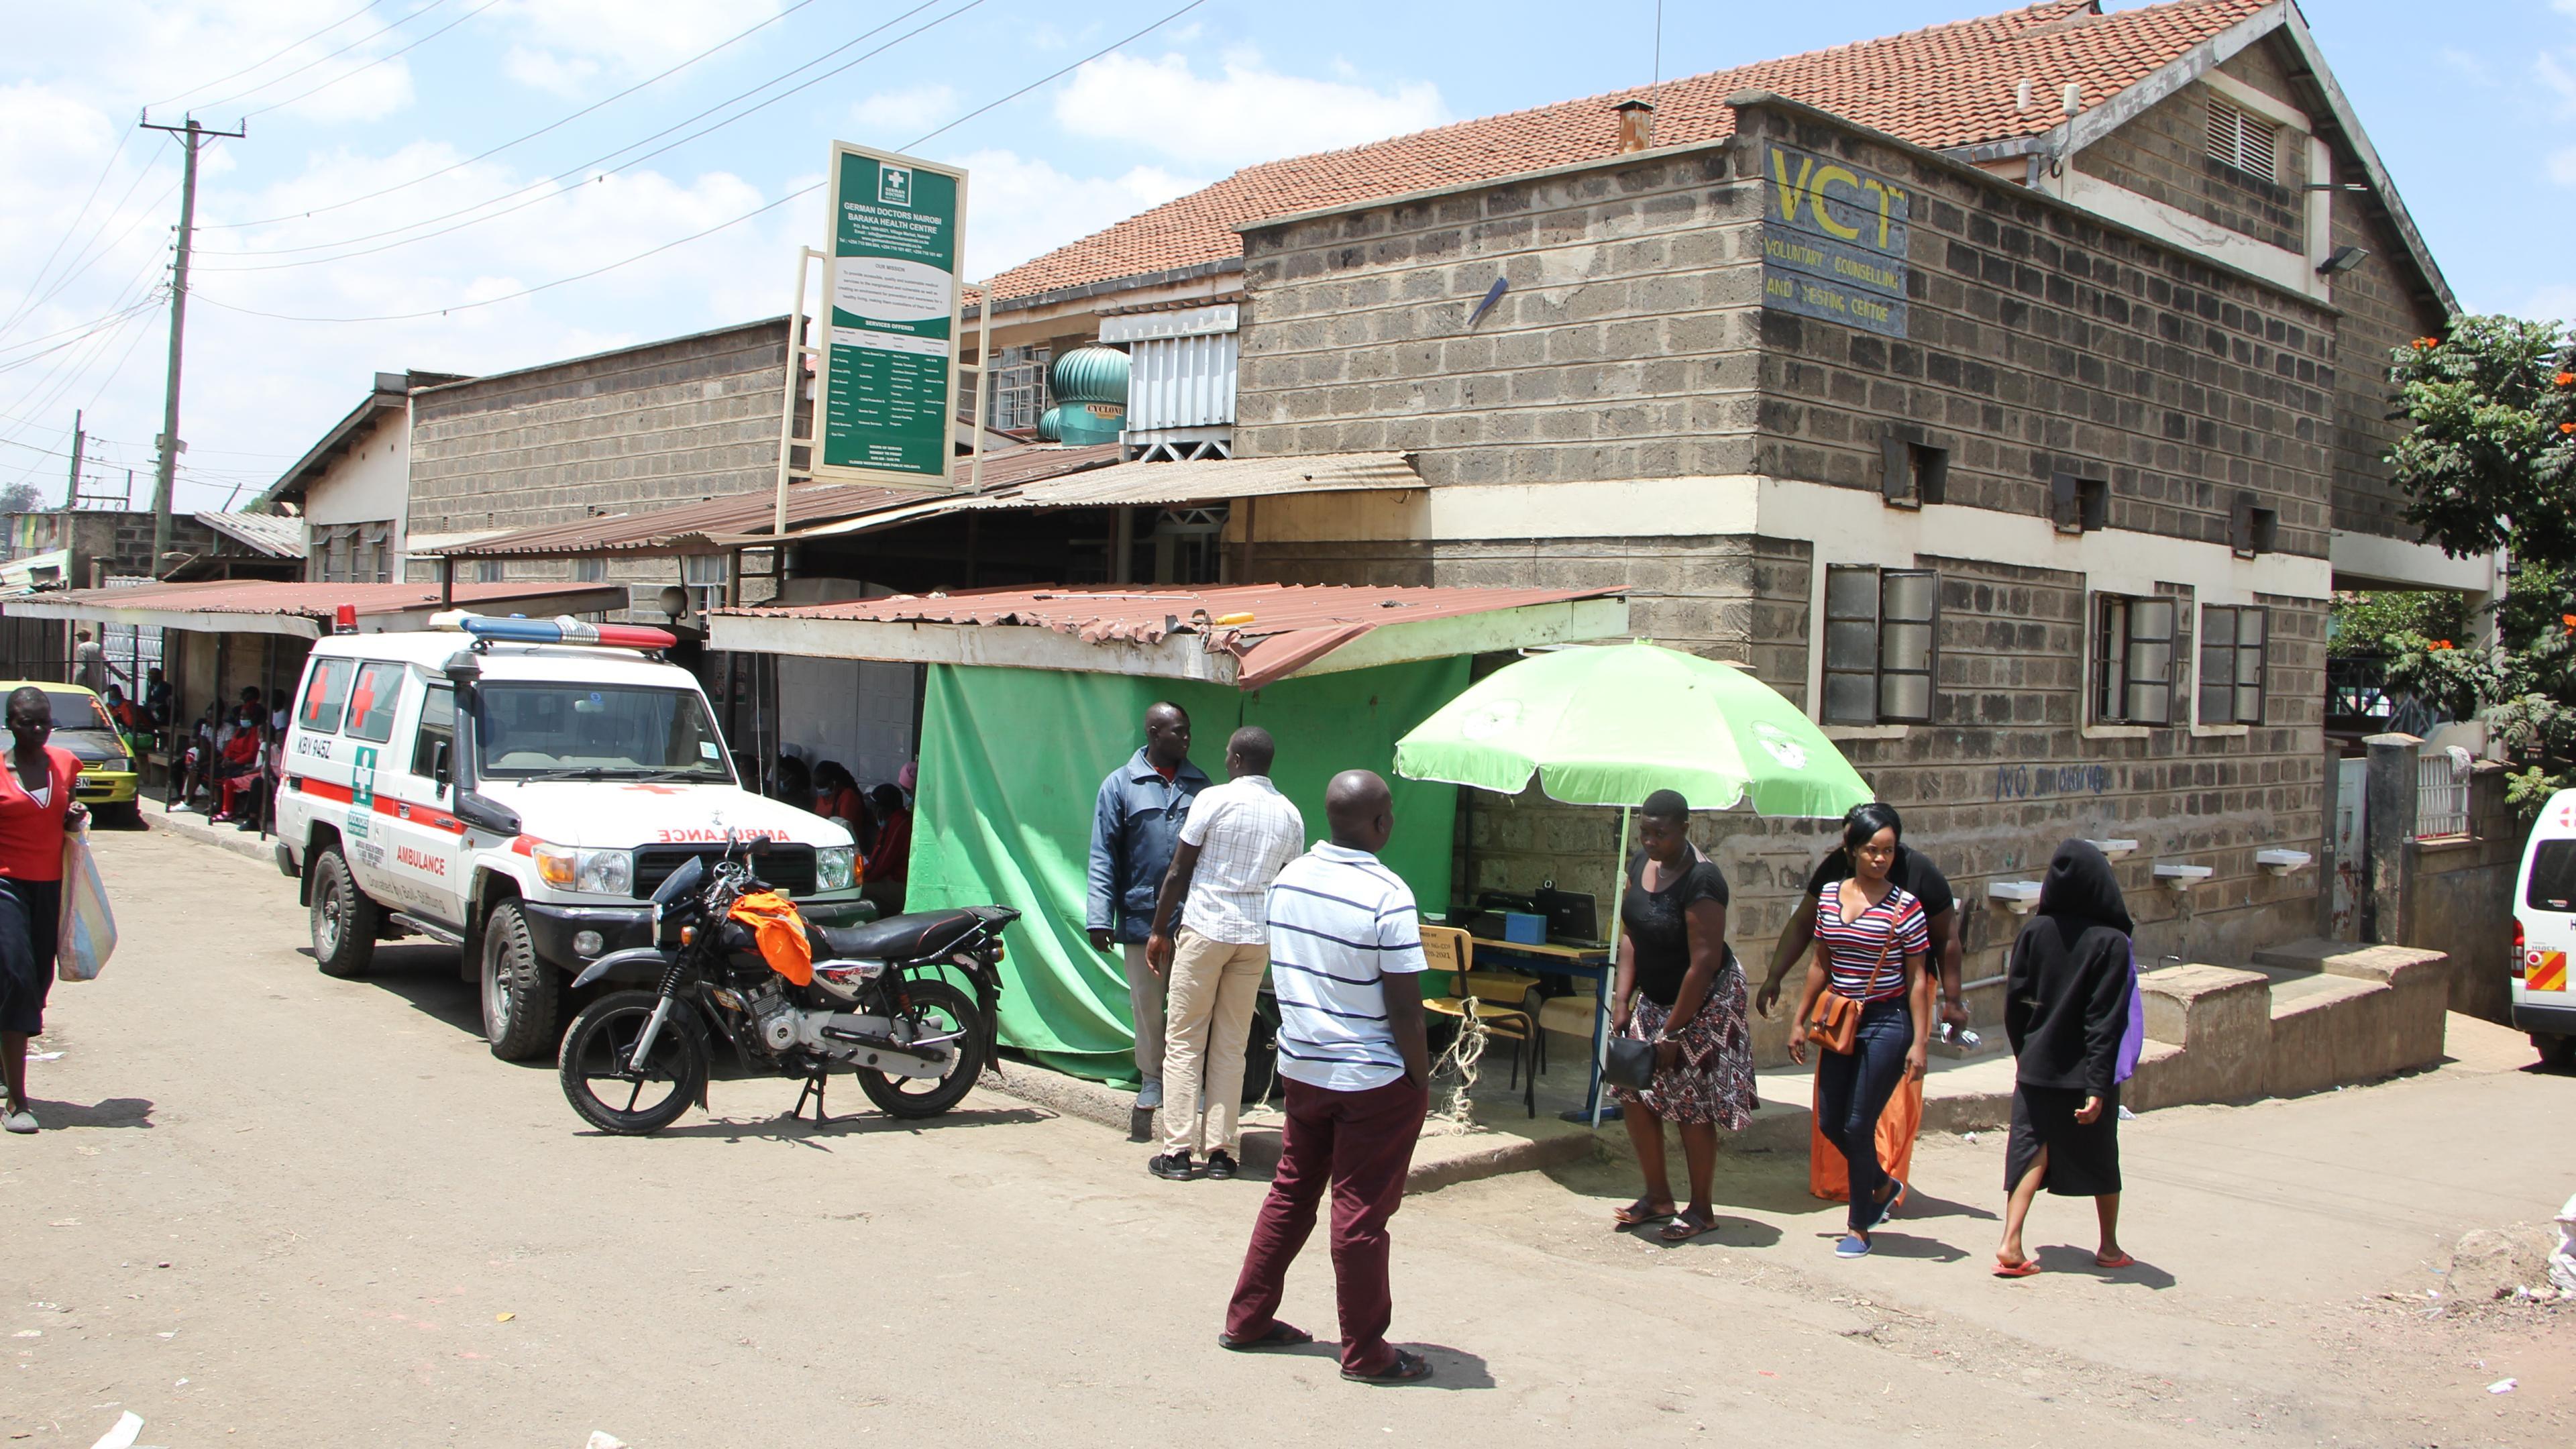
272;614;866;1060
2512;788;2576;1070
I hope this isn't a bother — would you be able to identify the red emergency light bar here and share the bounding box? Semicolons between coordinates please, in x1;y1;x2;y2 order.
447;614;676;650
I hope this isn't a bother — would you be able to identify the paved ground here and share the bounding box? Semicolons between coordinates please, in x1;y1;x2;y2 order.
4;826;2571;1447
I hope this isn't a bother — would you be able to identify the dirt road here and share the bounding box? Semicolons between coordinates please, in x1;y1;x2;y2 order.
3;828;2569;1446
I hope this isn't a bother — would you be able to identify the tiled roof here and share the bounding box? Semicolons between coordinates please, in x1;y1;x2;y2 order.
982;0;2270;301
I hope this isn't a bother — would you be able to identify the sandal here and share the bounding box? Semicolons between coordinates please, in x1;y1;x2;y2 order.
1342;1350;1433;1385
1612;1195;1676;1228
1658;1208;1719;1243
1993;1256;2041;1278
2094;1250;2135;1270
1217;1322;1313;1352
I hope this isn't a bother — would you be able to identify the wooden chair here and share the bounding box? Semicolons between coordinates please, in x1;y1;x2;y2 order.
1419;924;1542;1117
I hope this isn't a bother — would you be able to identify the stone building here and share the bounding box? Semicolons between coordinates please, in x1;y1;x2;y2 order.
953;0;2470;998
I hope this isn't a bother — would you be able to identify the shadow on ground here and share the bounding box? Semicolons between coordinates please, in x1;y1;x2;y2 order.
33;1095;156;1130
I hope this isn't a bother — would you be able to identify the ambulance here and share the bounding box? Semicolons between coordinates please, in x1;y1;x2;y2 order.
2512;787;2576;1071
272;613;867;1061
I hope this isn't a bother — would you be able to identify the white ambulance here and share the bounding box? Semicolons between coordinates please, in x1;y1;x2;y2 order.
2513;787;2576;1071
272;613;867;1060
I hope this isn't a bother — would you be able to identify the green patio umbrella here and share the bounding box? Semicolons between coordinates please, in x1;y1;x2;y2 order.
1393;639;1872;817
1393;640;1872;1126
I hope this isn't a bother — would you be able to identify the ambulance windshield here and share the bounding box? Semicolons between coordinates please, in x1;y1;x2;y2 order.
474;683;732;783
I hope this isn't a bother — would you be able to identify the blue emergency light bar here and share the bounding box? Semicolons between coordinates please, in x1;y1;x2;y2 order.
434;613;677;650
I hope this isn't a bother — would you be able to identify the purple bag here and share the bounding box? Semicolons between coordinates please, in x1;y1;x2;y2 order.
2114;941;2145;1085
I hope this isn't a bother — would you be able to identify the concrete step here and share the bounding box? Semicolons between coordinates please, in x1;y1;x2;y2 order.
2127;938;2453;1110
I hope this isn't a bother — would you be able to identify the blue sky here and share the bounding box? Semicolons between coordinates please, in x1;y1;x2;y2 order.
2;0;2571;511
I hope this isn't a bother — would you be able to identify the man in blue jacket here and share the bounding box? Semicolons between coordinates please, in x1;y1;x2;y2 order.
1088;701;1209;1120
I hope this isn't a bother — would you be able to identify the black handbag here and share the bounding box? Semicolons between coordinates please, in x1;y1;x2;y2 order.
1602;1034;1657;1091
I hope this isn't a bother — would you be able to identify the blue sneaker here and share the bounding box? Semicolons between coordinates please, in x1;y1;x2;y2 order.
1136;1078;1163;1112
1865;1178;1907;1231
1835;1233;1872;1258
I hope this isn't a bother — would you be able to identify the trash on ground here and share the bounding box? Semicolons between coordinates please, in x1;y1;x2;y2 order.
87;1411;142;1449
495;1311;516;1322
585;1434;630;1449
2116;1106;2137;1120
2487;1378;2516;1394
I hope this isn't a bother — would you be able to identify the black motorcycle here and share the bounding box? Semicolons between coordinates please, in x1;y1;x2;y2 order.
557;849;1017;1135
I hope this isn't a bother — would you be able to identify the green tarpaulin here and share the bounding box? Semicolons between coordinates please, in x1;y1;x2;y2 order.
906;659;1466;1082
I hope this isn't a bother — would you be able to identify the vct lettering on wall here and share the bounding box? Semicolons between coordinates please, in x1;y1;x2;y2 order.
1760;140;1910;339
1992;763;2112;802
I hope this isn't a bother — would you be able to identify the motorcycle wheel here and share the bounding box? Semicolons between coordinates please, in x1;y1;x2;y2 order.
855;979;985;1120
558;989;707;1136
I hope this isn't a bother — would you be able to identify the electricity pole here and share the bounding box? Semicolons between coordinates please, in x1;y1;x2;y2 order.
63;409;84;510
138;115;244;576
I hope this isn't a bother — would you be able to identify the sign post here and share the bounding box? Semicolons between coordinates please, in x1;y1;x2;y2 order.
816;142;967;488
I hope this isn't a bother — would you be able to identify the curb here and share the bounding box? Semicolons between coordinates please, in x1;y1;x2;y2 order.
138;799;286;869
977;1055;1605;1195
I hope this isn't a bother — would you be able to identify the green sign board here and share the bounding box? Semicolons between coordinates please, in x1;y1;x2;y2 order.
820;142;967;484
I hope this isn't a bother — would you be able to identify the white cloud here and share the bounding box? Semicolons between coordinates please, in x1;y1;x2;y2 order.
488;0;784;76
1052;50;1448;171
947;148;1199;281
851;84;959;140
503;46;601;97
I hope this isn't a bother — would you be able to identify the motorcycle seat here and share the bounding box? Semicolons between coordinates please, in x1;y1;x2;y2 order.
808;908;984;963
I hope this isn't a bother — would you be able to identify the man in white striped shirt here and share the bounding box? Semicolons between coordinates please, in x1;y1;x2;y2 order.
1218;769;1433;1385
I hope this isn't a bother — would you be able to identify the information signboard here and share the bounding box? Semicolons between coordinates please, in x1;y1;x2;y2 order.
1759;140;1910;339
819;142;967;485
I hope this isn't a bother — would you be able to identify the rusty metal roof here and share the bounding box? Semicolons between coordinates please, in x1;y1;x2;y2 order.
433;443;1124;559
718;582;1624;690
3;578;619;624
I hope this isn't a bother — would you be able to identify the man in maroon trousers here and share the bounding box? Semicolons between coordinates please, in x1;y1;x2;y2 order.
1217;770;1434;1385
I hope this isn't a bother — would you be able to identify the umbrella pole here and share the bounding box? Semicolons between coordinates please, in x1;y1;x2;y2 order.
1590;804;1631;1131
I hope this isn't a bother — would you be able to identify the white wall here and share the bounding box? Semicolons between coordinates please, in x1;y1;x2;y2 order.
303;403;413;568
776;654;921;790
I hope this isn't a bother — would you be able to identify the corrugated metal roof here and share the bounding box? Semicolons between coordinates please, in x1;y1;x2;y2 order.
195;511;307;559
767;452;1424;545
6;578;618;621
723;582;1619;689
434;443;1124;559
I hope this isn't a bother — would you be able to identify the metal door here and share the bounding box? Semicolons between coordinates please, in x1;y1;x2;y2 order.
2328;755;2367;940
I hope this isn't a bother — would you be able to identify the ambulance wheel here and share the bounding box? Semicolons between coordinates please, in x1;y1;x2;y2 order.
310;847;379;979
2536;1033;2576;1073
480;901;561;1061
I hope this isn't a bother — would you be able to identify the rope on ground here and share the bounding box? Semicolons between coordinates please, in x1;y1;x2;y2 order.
1421;999;1489;1138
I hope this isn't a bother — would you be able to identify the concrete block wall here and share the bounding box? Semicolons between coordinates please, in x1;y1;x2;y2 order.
2323;197;2451;543
1237;146;1763;485
2072;44;2313;256
408;319;793;542
1744;106;2339;559
2406;763;2522;1021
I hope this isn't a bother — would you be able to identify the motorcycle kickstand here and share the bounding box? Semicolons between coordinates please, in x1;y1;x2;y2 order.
790;1074;837;1126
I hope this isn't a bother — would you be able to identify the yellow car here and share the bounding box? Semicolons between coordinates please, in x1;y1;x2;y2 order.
0;680;141;825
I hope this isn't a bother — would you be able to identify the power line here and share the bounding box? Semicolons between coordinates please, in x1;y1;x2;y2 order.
144;1;387;109
0;129;136;341
0;150;172;349
241;0;510;120
198;0;972;266
207;0;826;231
193;0;1214;324
186;0;453;115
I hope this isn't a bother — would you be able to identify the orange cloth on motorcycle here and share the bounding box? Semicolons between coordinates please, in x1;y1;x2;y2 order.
728;891;814;986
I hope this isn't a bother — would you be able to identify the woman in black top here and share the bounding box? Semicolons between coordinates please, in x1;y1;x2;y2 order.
1994;839;2136;1277
1609;790;1758;1242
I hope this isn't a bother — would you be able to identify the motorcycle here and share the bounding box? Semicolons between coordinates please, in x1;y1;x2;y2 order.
557;846;1018;1135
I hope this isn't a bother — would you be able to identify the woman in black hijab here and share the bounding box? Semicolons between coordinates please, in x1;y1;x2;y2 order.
1994;839;2135;1277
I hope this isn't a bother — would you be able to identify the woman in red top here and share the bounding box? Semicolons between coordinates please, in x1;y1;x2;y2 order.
1;686;88;1133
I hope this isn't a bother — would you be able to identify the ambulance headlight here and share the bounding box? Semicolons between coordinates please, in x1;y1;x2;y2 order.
816;845;856;892
533;843;633;896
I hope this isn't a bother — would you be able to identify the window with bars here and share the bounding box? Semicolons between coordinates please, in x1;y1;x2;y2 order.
682;553;727;616
2092;593;2176;725
1823;565;1941;725
2198;604;2268;724
572;557;607;583
474;559;506;584
2206;96;2278;181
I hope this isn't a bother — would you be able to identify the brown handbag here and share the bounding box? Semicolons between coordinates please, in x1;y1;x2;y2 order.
1805;902;1900;1055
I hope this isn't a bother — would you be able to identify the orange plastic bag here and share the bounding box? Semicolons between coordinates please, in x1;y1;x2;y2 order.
727;890;813;986
1807;1065;1924;1203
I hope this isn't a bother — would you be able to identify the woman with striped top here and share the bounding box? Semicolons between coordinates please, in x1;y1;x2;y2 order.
1786;802;1933;1258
